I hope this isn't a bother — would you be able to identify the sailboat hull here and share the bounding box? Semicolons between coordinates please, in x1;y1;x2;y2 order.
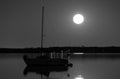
23;55;73;67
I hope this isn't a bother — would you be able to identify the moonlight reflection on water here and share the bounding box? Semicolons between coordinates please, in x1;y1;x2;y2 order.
75;75;84;79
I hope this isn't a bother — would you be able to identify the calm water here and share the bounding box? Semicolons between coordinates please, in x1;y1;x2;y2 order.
0;53;120;79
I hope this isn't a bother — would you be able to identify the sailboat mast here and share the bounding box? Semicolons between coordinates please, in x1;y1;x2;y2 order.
41;6;44;48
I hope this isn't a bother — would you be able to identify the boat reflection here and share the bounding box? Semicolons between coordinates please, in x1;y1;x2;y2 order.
23;65;72;77
23;53;73;78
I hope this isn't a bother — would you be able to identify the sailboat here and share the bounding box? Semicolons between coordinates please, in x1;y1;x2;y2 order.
23;6;73;67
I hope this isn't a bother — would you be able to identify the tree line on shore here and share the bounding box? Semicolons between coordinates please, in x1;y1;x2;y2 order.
0;46;120;53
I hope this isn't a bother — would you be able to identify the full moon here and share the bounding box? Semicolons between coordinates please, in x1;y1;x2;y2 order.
73;14;84;24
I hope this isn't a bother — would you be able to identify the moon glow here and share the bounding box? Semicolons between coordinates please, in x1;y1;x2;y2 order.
73;14;84;24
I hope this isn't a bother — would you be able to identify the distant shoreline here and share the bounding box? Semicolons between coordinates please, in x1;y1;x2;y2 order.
0;47;120;53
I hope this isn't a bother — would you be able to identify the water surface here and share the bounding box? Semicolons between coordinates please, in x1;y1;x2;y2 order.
0;53;120;79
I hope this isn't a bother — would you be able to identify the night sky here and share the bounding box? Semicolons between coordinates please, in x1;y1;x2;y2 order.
1;0;120;48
